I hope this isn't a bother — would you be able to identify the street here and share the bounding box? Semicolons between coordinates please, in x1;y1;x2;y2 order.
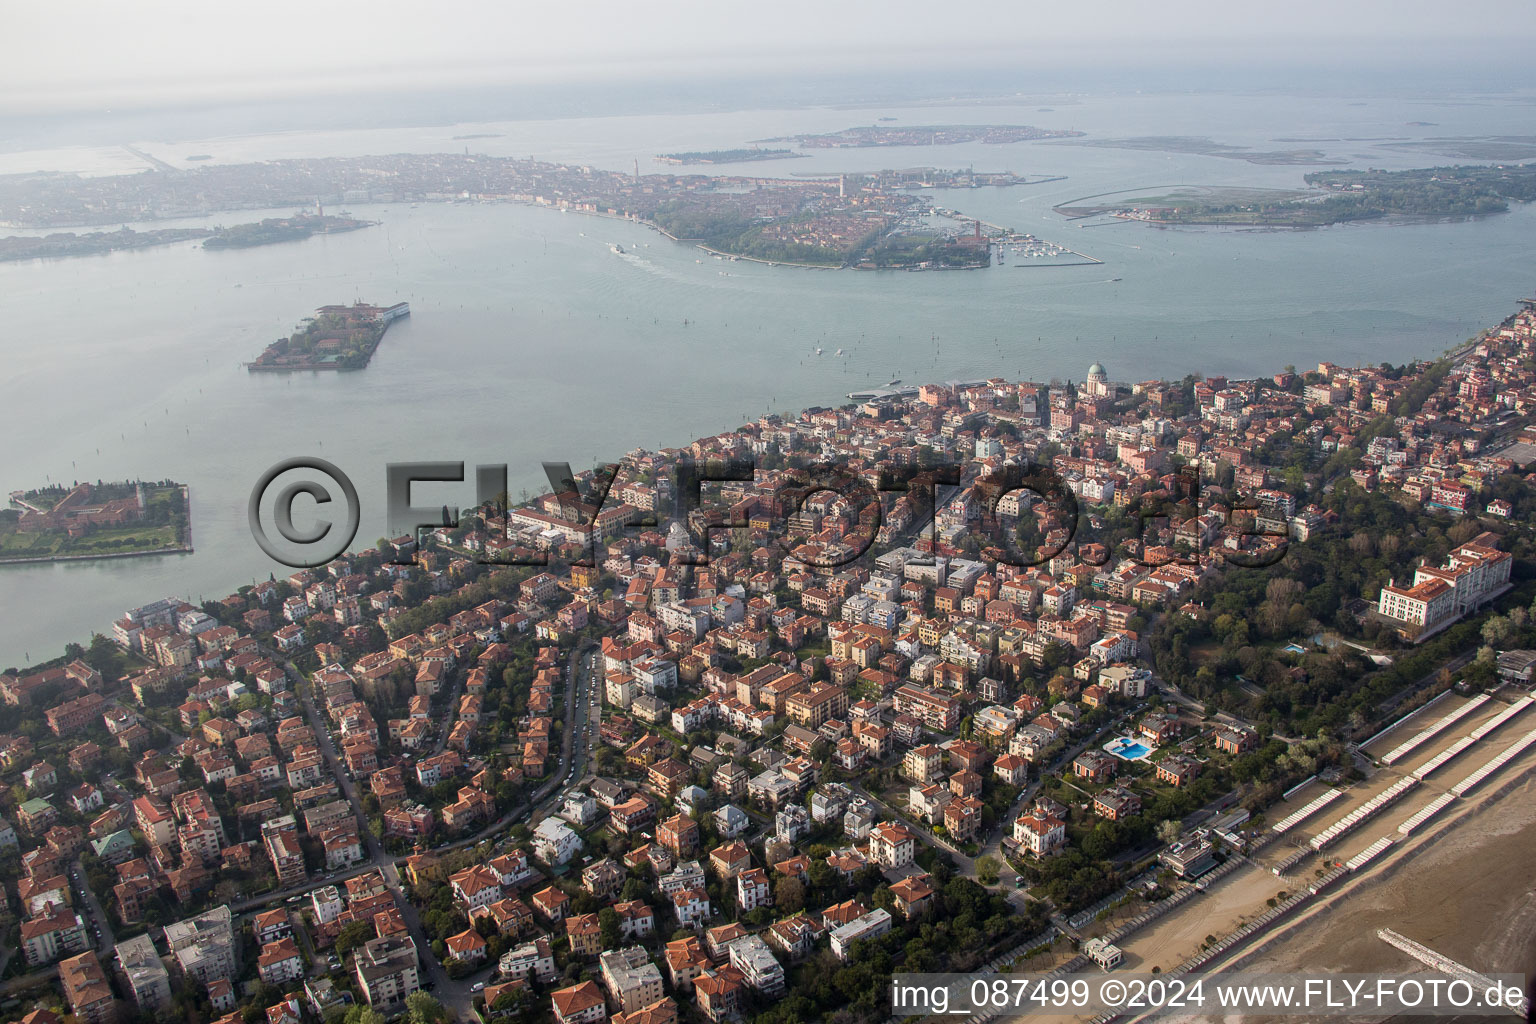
69;858;117;956
246;638;601;1022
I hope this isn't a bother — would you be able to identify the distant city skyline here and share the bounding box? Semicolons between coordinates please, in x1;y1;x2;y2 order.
6;0;1533;115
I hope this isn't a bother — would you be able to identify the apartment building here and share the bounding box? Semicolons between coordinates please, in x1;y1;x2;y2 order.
599;946;665;1014
117;933;172;1012
726;934;785;998
60;951;117;1024
355;934;421;1008
894;684;961;731
165;905;238;986
21;907;88;967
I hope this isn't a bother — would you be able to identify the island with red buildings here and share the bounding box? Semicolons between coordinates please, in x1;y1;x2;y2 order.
247;300;410;372
1;479;191;563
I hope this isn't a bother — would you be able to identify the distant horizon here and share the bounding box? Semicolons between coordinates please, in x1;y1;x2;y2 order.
6;0;1536;118
4;58;1535;152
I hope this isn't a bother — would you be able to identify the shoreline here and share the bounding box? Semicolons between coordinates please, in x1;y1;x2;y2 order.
0;543;194;567
3;180;1052;275
691;242;840;270
2;283;1524;671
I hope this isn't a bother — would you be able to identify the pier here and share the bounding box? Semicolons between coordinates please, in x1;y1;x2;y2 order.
1378;928;1529;1017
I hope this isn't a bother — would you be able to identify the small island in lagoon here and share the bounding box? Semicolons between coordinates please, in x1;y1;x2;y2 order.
1;480;191;563
759;123;1084;147
1056;162;1536;227
0;213;375;263
655;148;808;165
203;212;374;249
247;301;410;372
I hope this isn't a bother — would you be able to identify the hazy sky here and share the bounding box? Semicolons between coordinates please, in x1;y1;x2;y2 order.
4;0;1527;114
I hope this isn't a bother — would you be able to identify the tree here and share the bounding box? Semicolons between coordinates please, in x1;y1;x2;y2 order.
599;907;622;949
774;874;805;914
975;856;1000;886
335;920;373;955
1482;615;1513;647
406;992;449;1024
1156;819;1182;845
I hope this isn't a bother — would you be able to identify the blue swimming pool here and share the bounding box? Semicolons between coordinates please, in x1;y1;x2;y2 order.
1103;736;1153;761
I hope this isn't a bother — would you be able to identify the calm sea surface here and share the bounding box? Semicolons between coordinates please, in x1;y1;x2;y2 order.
3;90;1535;666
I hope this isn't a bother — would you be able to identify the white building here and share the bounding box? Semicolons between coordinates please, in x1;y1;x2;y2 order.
1012;814;1067;857
830;908;892;960
774;804;811;844
1084;361;1111;397
671;888;711;929
870;822;916;869
499;937;558;984
631;655;678;693
533;817;583;865
735;868;772;913
1379;540;1512;637
728;934;786;997
713;804;749;838
117;933;171;1013
165;905;238;986
310;886;344;925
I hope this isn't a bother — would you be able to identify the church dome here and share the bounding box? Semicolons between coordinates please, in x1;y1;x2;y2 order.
1087;362;1107;380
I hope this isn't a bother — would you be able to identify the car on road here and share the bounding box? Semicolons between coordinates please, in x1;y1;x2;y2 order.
471;982;485;992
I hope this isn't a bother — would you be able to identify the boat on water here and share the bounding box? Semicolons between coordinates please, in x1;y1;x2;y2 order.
611;244;625;255
814;347;823;355
835;348;845;356
1111;277;1122;282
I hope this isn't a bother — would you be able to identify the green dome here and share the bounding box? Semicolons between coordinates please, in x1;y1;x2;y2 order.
1087;362;1107;378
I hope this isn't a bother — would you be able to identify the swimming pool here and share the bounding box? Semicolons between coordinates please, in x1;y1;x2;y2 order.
1103;736;1153;761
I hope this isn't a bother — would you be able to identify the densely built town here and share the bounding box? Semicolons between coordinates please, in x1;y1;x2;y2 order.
0;154;1042;270
4;301;1536;1024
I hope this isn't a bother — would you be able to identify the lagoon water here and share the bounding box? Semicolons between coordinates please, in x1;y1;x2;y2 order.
3;89;1535;666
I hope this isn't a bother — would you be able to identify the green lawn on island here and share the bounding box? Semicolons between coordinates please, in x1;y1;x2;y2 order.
0;520;182;559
